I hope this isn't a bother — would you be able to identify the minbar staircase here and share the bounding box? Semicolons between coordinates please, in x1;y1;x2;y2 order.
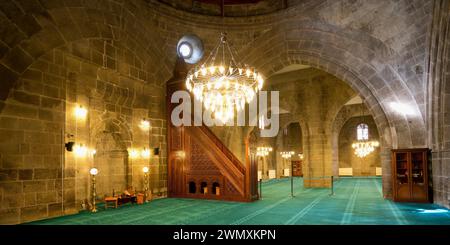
166;59;258;202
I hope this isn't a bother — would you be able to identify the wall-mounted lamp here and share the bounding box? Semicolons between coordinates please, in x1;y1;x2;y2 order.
75;105;88;119
89;167;98;213
139;119;151;131
129;149;139;159
141;148;151;158
74;144;88;157
90;167;98;176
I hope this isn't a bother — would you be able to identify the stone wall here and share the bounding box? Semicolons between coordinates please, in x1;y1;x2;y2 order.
428;0;450;208
0;0;448;222
0;37;167;224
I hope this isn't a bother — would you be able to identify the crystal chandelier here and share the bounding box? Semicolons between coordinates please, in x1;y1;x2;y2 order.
280;151;295;159
256;146;272;157
351;103;379;158
352;140;379;158
185;32;264;123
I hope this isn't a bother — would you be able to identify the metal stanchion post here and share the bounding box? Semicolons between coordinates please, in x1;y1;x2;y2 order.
330;176;334;196
259;178;262;200
290;160;294;197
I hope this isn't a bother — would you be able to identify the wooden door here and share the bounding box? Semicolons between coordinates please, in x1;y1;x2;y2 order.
393;151;410;201
392;149;430;203
410;151;427;202
292;160;303;177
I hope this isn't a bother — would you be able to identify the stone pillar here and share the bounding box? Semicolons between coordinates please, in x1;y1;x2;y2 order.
303;133;332;188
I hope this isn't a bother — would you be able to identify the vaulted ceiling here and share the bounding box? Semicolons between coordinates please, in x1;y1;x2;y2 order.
154;0;289;16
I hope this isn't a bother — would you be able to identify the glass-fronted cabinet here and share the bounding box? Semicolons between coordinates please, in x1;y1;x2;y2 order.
392;149;431;202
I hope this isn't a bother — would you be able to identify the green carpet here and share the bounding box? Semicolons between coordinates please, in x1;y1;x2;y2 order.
28;177;450;225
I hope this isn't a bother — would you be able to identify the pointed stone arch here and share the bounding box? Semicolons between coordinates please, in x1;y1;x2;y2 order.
239;20;427;150
0;0;173;101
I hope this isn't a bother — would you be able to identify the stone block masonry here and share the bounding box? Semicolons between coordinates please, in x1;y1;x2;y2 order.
0;0;449;224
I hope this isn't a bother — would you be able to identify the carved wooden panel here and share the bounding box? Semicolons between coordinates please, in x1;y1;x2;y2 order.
189;140;221;175
170;126;182;150
225;180;240;196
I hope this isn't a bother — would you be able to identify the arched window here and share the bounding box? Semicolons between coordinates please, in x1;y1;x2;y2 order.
357;124;369;140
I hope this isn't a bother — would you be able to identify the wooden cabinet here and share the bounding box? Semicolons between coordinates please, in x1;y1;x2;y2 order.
392;149;431;202
292;160;303;177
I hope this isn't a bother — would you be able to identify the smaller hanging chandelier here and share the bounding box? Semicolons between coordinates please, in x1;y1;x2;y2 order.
280;151;295;159
352;140;379;158
352;103;379;158
256;146;272;157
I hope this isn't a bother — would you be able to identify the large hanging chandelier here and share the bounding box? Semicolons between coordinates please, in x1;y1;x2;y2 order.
351;103;379;158
185;32;264;123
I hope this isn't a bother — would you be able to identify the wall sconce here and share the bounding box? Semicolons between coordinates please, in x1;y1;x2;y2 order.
141;148;151;158
129;149;139;159
139;119;151;131
91;149;97;156
74;144;88;157
90;167;98;176
89;168;98;213
298;153;304;160
75;105;88;119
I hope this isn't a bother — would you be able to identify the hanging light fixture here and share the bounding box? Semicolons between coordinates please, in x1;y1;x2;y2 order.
256;146;272;157
74;105;87;119
351;102;379;158
185;2;264;123
280;151;295;159
186;32;264;123
141;148;151;158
